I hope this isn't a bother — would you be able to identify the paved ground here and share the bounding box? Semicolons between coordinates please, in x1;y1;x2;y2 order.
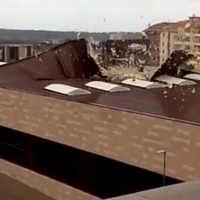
0;172;54;200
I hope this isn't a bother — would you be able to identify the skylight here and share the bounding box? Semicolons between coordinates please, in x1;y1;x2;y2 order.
121;78;164;89
44;84;91;96
155;75;196;86
85;81;130;92
0;62;6;65
184;73;200;81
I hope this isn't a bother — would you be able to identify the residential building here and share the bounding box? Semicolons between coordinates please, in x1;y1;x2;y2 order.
145;15;200;65
0;43;33;62
144;22;173;65
159;16;200;64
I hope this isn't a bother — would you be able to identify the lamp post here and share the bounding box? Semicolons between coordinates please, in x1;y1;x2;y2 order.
157;149;167;186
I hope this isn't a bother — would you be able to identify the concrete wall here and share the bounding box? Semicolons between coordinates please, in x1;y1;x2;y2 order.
0;159;99;200
106;180;200;200
159;31;170;64
0;45;33;61
0;88;200;197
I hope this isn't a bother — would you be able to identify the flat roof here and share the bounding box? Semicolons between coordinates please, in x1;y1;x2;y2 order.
0;172;54;200
0;39;199;125
106;179;200;200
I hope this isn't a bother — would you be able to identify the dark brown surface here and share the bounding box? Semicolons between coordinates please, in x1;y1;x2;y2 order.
0;78;199;125
0;39;199;126
0;171;54;200
0;38;102;81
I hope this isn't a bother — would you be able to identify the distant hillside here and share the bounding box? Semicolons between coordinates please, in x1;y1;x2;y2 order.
0;29;111;43
0;29;147;44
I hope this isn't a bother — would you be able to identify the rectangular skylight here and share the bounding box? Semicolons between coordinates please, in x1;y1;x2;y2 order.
85;81;130;92
0;62;6;65
121;78;164;89
184;73;200;81
44;84;91;96
155;75;196;86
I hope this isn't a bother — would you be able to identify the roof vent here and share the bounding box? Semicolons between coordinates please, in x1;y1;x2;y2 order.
155;75;196;86
44;84;91;96
184;73;200;81
121;78;164;89
85;81;130;92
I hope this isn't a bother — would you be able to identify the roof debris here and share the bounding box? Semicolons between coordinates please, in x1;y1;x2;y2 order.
150;50;197;81
0;39;200;124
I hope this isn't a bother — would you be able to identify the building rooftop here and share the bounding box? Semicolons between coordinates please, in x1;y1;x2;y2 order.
106;179;200;200
0;171;54;200
0;39;200;125
145;17;200;32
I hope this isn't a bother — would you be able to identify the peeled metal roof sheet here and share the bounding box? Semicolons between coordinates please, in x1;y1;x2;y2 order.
0;39;200;125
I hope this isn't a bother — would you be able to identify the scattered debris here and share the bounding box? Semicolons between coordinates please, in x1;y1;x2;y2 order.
150;50;197;81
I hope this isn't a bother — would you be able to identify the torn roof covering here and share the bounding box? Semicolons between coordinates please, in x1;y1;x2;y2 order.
0;39;200;125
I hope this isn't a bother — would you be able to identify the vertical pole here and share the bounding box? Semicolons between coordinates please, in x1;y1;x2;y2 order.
163;151;166;186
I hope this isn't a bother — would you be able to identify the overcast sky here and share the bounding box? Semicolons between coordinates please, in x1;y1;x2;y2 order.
1;0;199;32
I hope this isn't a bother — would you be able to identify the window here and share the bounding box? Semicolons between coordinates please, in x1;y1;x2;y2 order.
184;45;190;51
185;36;190;42
194;36;200;43
173;34;179;41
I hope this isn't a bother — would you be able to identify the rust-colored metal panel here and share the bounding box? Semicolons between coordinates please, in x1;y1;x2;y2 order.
0;87;199;182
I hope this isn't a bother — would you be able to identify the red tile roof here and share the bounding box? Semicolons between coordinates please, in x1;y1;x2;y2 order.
145;19;200;32
144;22;174;31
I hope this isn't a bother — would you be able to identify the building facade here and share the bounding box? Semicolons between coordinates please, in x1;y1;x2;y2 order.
0;44;33;62
145;15;200;65
144;23;171;66
159;16;200;64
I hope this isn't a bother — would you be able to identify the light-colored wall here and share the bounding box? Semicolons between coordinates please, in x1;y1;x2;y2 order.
19;46;27;59
0;159;99;200
159;31;169;64
0;88;200;198
160;29;200;61
110;33;123;40
0;88;200;180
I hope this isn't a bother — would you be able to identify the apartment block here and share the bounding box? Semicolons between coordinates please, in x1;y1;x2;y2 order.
0;44;33;62
146;15;200;65
159;17;200;64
